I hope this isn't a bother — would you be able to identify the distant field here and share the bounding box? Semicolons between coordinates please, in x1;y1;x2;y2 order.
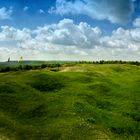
0;64;140;140
0;61;67;68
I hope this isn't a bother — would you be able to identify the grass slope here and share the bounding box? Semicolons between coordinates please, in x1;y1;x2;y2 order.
0;64;140;140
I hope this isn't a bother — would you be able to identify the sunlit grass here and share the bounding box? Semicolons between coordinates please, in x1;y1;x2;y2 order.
0;64;140;140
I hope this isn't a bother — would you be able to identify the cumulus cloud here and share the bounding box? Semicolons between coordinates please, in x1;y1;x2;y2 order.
23;6;29;11
0;26;31;41
34;18;101;48
0;7;13;20
0;18;140;61
49;0;134;24
133;17;140;27
101;26;140;57
38;9;45;14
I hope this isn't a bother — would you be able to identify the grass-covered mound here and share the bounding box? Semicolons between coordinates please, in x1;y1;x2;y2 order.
0;64;140;140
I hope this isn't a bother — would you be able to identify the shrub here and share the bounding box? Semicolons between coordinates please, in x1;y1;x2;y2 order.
24;65;33;70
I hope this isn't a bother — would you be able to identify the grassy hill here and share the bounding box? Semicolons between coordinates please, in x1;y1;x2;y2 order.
0;64;140;140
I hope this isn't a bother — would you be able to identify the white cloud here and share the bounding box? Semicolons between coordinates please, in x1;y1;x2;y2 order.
38;9;45;14
133;17;140;28
23;6;29;11
49;0;134;24
0;18;140;61
34;18;101;48
101;26;140;55
0;26;31;41
0;7;13;20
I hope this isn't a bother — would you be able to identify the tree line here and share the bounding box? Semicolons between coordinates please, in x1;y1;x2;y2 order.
0;63;61;73
0;60;140;73
78;60;140;65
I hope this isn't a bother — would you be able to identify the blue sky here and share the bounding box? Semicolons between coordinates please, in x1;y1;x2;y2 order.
0;0;140;61
0;0;139;31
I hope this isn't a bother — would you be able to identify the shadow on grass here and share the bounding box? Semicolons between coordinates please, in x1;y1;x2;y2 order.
29;74;66;92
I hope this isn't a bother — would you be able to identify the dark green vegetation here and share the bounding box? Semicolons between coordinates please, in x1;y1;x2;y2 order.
0;61;62;72
0;60;140;73
0;64;140;140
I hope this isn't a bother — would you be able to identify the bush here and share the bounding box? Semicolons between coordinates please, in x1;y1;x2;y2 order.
24;65;33;70
41;64;47;68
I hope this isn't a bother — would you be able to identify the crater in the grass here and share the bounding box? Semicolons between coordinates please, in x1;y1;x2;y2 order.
0;83;15;94
88;82;110;93
30;74;65;92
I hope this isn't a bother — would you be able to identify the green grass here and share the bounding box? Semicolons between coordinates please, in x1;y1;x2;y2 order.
0;64;140;140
